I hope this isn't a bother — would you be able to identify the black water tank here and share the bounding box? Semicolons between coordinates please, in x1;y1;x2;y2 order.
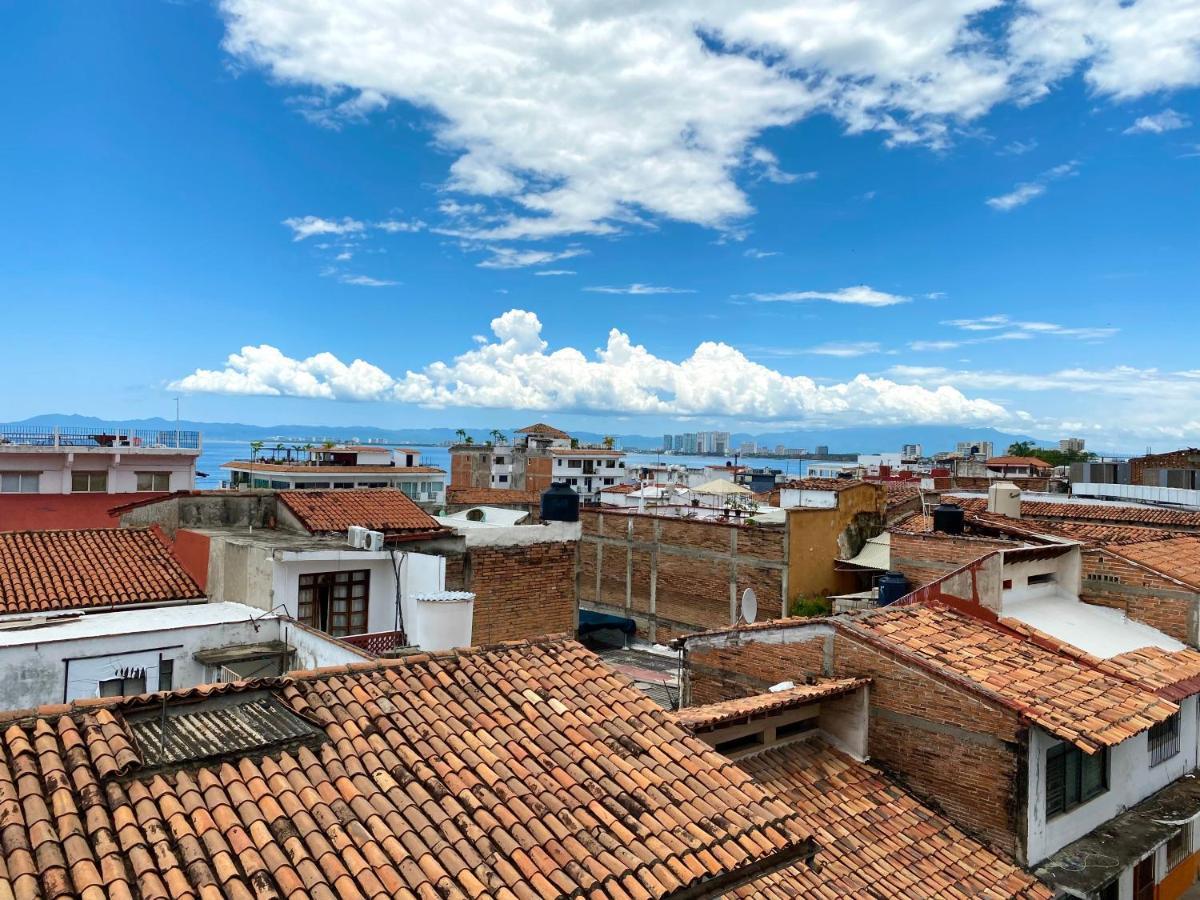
877;571;910;606
933;502;965;535
541;482;580;522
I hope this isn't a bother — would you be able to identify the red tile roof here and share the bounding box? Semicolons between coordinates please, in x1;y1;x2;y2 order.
675;679;867;732
549;447;623;456
445;486;541;505
779;478;866;492
516;422;570;438
0;638;817;899
278;489;445;535
0;528;203;615
986;456;1053;469
1102;646;1200;702
844;604;1177;753
733;739;1051;899
1108;536;1200;589
955;496;1200;528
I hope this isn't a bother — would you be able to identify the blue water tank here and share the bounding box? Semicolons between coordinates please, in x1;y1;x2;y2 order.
540;482;580;522
877;571;910;606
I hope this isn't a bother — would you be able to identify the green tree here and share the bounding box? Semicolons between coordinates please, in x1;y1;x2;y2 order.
1006;441;1037;457
249;440;263;461
490;429;506;445
602;435;615;449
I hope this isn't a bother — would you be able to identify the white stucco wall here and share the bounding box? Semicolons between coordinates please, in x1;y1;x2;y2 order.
779;488;837;509
1026;696;1200;864
0;448;196;493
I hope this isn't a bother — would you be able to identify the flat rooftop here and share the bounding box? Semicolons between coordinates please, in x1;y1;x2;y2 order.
0;601;270;647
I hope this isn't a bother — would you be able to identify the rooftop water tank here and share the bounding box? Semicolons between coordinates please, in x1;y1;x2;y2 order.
541;482;580;522
932;502;965;535
877;571;910;606
988;481;1021;519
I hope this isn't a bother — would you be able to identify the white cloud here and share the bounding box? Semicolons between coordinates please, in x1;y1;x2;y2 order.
584;284;696;295
943;315;1117;341
986;182;1045;211
335;251;352;261
999;139;1038;155
282;215;365;241
340;273;398;287
803;341;882;357
986;160;1078;211
744;249;780;259
924;291;947;300
750;148;817;184
1124;109;1192;134
745;285;909;307
374;218;426;233
221;1;1200;239
477;247;587;269
173;308;1005;425
533;269;576;277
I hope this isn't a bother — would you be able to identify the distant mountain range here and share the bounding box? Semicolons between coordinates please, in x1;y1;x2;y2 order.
2;413;1049;455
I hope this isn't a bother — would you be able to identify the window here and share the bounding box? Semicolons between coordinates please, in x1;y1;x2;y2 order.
1028;572;1056;586
71;471;108;493
333;481;354;488
1045;743;1107;817
252;478;270;489
1167;823;1192;871
158;659;174;692
429;481;443;494
494;456;505;465
1133;856;1155;900
0;472;39;493
567;459;582;468
1002;579;1013;590
1150;713;1181;766
270;480;291;489
135;471;170;491
399;481;417;498
498;474;508;483
98;673;146;697
297;569;370;637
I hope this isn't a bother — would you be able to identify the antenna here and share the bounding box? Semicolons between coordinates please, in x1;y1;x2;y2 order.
739;588;758;625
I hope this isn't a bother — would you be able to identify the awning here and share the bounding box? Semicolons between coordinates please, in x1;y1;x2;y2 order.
836;533;891;571
578;609;636;637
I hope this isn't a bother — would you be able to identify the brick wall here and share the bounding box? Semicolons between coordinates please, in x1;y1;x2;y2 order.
450;448;491;489
1130;449;1200;486
579;510;786;642
683;624;1025;859
1080;548;1198;644
889;530;1016;589
444;541;577;645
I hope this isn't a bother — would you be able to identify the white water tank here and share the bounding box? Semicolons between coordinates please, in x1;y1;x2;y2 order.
988;481;1022;518
347;525;368;548
411;591;475;651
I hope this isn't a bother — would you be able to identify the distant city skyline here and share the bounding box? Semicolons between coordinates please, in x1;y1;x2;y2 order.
2;3;1198;450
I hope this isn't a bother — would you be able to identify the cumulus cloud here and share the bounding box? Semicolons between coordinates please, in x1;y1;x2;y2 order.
1124;109;1192;134
986;160;1079;211
745;285;909;307
584;284;696;295
282;215;365;241
221;1;1200;239
172;308;1005;424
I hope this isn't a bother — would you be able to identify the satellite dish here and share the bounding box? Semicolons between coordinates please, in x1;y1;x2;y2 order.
740;588;758;624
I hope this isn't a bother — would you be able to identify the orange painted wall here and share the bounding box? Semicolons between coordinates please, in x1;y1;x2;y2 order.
1158;850;1200;900
172;528;212;593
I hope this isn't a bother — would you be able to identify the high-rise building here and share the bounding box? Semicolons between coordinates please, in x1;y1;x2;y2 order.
901;443;923;460
663;434;673;451
955;440;994;460
815;445;829;457
738;441;757;454
1059;438;1086;453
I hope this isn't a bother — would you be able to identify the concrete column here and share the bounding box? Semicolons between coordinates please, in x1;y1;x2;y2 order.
649;519;659;644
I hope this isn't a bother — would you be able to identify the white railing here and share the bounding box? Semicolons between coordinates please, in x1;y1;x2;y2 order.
1071;482;1200;509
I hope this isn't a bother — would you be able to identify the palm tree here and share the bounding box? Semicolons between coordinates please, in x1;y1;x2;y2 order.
455;428;468;444
491;429;506;446
249;440;263;462
602;435;615;450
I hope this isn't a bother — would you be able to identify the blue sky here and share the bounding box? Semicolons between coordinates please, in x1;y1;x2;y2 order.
2;1;1198;450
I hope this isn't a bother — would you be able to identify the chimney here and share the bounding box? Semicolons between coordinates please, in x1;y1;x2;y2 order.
988;481;1021;518
410;591;475;651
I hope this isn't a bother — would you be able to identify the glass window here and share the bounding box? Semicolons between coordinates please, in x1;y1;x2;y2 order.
429;481;443;493
1046;743;1107;817
158;659;174;692
333;481;354;488
98;673;146;697
71;471;108;493
297;569;370;636
0;472;39;493
270;480;290;489
135;471;171;491
98;678;123;698
568;459;582;468
1149;713;1181;766
498;474;508;483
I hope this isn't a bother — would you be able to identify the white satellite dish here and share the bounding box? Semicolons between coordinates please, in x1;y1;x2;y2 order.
740;588;758;624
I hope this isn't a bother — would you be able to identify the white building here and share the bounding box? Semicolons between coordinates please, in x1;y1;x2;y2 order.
0;423;200;494
222;444;445;504
551;447;626;500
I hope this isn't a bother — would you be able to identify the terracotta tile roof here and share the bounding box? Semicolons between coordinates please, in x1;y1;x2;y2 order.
844;604;1178;753
516;422;570;438
675;679;867;732
600;483;640;494
278;489;445;535
955;496;1200;528
883;483;921;509
779;478;865;492
549;447;624;456
1026;521;1187;545
0;638;816;899
1102;646;1200;702
222;460;445;474
445;486;542;505
1108;536;1200;589
0;528;203;615
986;456;1052;468
734;739;1052;899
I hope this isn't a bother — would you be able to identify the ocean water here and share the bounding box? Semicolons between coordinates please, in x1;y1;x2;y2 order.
195;440;810;488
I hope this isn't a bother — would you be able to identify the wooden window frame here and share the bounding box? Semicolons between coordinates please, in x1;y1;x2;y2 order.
297;569;370;637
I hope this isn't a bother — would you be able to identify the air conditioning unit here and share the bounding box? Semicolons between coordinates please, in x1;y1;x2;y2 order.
364;529;385;552
347;525;368;548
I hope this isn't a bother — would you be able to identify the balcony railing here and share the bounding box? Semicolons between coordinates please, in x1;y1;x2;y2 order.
340;629;409;657
0;425;201;450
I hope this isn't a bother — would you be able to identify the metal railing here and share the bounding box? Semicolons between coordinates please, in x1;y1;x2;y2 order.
340;630;409;657
0;425;201;450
